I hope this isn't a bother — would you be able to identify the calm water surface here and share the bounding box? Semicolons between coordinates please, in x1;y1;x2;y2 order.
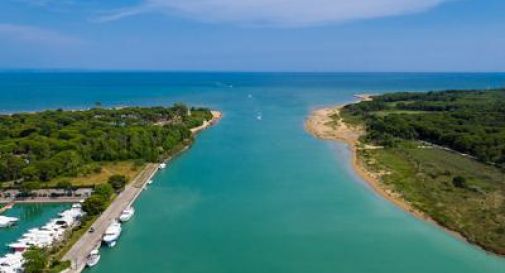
0;73;504;273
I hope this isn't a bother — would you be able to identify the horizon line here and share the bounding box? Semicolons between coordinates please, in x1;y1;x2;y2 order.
1;69;505;74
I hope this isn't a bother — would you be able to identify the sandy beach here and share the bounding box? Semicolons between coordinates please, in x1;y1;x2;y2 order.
305;96;436;225
191;110;223;134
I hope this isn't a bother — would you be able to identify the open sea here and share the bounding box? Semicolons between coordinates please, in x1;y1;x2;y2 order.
0;72;505;273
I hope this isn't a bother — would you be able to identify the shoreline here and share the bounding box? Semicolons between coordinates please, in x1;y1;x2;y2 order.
305;103;431;221
62;110;222;273
304;98;483;252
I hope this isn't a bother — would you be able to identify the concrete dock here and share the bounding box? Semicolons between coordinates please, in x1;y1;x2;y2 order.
63;163;158;273
61;111;221;273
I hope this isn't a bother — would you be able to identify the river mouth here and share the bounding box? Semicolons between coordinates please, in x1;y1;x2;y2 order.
1;72;505;273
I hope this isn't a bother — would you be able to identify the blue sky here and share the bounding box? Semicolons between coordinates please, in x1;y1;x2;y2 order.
0;0;504;72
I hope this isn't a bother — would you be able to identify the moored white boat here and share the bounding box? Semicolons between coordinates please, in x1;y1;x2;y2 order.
0;252;24;273
159;163;167;169
119;207;135;222
86;249;101;267
0;216;18;228
2;206;85;270
102;221;122;247
7;241;31;252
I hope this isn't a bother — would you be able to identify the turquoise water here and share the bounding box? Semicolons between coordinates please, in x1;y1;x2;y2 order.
0;204;69;256
1;73;505;272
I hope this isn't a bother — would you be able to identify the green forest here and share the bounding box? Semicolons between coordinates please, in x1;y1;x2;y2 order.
342;89;505;166
340;89;505;255
0;104;212;186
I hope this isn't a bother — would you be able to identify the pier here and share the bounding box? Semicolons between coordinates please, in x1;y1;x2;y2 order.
61;111;221;273
62;164;158;273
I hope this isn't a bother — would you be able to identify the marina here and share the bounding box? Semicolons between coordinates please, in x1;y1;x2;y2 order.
0;205;84;272
0;109;222;273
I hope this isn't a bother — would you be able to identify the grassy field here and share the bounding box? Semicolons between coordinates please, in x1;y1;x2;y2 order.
360;142;505;254
47;161;144;188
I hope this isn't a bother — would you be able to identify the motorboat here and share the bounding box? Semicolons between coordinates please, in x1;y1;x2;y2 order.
86;249;101;267
0;216;18;228
59;207;84;220
119;207;135;222
159;163;167;169
2;206;76;264
7;241;31;252
102;221;122;247
147;179;153;185
0;252;24;273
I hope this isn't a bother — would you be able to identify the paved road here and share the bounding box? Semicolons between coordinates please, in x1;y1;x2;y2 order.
63;164;158;273
61;113;221;273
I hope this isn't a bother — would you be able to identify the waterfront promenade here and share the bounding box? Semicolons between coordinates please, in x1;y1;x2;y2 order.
63;163;158;273
62;111;221;273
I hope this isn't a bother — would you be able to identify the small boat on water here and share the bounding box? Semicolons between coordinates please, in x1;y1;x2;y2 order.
86;249;101;267
102;221;122;247
147;179;153;185
159;163;167;169
0;216;19;228
119;207;135;222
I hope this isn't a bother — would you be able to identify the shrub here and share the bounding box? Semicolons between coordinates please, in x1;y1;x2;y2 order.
23;247;48;273
94;183;114;199
452;176;467;188
108;174;128;192
56;180;73;190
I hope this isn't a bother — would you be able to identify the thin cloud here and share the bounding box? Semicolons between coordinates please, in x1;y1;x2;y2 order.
94;0;451;27
0;23;82;46
92;5;152;23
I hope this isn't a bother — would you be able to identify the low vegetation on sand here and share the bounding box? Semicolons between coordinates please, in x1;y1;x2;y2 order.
340;89;505;255
0;104;212;189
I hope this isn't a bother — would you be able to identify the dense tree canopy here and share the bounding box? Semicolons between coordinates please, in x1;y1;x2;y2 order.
342;89;505;167
0;105;212;184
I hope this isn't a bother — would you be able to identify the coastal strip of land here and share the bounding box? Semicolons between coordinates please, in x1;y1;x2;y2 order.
305;97;446;231
63;164;158;273
62;111;222;273
307;91;505;256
